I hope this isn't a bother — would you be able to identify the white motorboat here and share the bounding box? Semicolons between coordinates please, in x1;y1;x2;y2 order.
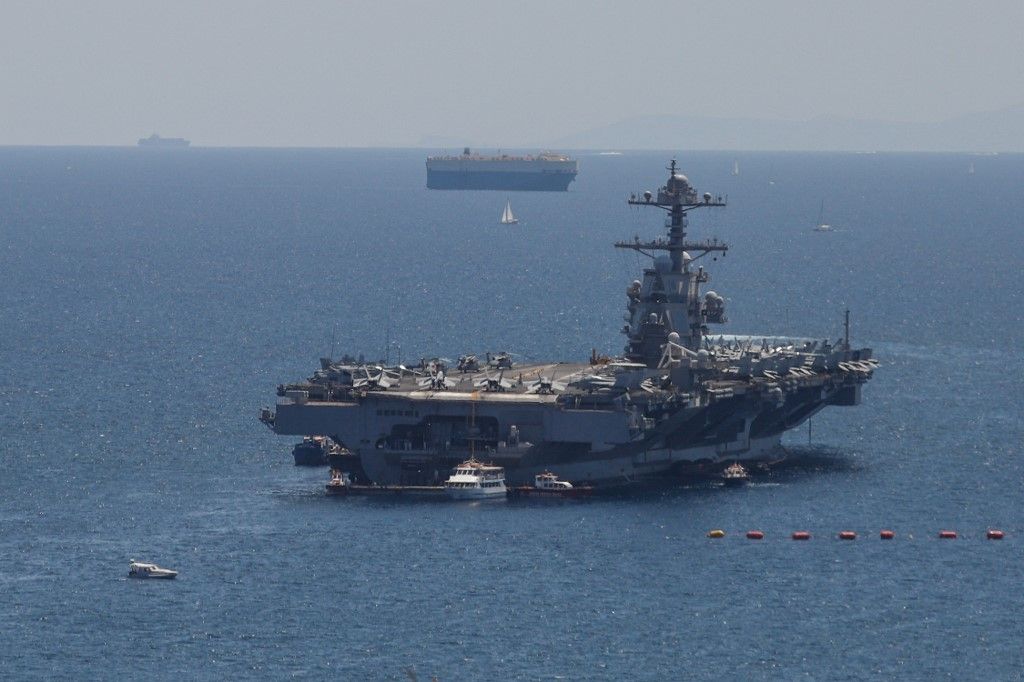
128;561;178;579
533;471;574;491
722;462;750;487
444;459;507;499
325;468;353;494
508;471;593;498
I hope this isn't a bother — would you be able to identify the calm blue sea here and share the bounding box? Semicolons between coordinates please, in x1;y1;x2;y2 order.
1;147;1023;680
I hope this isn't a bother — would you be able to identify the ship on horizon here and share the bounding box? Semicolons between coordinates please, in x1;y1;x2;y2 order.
137;133;190;148
426;147;577;191
261;159;876;488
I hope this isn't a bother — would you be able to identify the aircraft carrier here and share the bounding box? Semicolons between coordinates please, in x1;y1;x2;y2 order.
260;160;877;487
426;148;577;190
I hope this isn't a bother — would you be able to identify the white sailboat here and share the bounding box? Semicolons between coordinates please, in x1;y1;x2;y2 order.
499;199;518;225
813;200;833;232
732;159;740;176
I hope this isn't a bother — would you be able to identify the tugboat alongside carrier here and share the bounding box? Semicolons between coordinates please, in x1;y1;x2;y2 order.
508;471;593;498
291;435;340;466
261;159;877;488
721;462;750;488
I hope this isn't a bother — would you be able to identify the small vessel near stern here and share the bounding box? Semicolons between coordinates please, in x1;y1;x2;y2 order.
292;435;340;466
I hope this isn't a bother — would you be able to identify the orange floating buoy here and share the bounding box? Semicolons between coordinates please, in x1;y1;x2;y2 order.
879;530;895;540
746;530;764;540
707;529;726;538
792;531;811;541
838;531;856;540
939;530;957;539
987;529;1004;540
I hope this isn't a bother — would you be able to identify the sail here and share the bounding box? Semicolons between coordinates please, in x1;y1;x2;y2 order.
500;200;517;224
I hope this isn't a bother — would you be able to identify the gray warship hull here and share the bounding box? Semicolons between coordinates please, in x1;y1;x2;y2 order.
264;355;868;487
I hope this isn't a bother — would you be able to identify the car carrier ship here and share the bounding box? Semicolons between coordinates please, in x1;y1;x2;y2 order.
260;159;876;487
137;133;190;148
426;148;577;191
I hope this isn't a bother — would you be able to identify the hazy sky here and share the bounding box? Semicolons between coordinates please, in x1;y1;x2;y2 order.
1;0;1021;147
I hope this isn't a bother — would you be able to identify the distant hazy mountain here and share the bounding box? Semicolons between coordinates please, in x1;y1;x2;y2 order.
551;105;1024;152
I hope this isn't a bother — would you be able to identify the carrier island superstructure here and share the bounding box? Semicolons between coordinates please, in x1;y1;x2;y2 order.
261;160;877;487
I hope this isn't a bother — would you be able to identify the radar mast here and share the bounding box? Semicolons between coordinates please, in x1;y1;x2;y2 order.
616;160;728;364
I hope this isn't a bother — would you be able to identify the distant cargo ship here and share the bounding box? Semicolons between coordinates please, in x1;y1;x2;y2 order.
137;133;190;148
426;148;577;191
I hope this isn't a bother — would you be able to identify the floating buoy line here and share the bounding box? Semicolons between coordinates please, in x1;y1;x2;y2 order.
701;529;1008;540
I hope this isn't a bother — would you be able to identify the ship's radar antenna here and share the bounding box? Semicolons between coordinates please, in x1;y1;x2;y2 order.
616;160;731;362
617;159;728;270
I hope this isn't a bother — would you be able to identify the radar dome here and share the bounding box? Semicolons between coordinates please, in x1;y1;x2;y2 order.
666;173;690;193
667;332;680;344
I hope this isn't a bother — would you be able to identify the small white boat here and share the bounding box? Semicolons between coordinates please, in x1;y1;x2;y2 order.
326;468;353;493
128;561;178;579
508;471;593;498
499;199;518;225
722;462;750;487
534;471;574;491
732;159;740;176
444;459;507;499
